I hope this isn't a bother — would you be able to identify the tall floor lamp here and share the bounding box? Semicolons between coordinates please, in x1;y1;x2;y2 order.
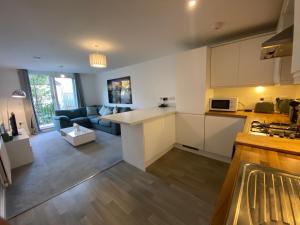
6;90;26;131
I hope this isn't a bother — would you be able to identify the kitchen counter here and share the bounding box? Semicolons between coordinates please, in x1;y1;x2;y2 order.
209;111;300;224
206;111;300;154
101;107;176;125
211;145;300;225
102;107;176;171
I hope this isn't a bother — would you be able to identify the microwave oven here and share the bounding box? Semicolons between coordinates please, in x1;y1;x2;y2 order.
209;97;238;112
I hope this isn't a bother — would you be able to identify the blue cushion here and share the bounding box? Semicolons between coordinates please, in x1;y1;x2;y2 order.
88;116;100;124
99;106;112;116
99;120;111;127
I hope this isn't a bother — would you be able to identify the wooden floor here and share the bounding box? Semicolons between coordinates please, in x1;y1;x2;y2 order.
9;149;229;225
147;149;229;217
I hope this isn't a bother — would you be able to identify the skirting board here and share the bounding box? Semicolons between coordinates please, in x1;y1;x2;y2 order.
175;143;231;163
145;144;175;168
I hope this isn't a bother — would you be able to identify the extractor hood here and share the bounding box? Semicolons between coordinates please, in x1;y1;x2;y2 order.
261;25;294;59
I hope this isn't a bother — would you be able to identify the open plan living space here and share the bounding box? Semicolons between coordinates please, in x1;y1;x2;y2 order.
0;0;300;224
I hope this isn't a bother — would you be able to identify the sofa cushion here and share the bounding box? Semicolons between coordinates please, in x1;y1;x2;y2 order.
86;106;98;116
66;109;81;119
70;117;90;124
88;115;100;124
98;119;111;127
99;106;113;116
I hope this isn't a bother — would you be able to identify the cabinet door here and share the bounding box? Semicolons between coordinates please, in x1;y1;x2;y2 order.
211;42;240;87
204;116;245;158
238;35;274;86
175;47;208;114
176;113;204;150
292;0;300;82
280;56;294;84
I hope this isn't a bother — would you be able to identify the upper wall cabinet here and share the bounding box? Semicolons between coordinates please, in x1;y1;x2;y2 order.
211;34;275;88
211;42;239;87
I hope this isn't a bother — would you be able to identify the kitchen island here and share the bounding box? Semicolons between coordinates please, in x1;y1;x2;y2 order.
209;111;300;225
102;107;176;171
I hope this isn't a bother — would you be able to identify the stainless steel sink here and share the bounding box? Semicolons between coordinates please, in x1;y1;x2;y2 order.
226;163;300;225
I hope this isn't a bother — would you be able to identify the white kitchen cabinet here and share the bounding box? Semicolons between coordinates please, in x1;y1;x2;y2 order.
175;46;210;114
292;0;300;83
238;35;274;86
211;42;239;87
204;115;245;158
176;113;204;150
274;56;294;84
211;34;275;87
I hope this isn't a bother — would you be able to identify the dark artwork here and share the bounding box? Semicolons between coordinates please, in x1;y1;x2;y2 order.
107;76;132;104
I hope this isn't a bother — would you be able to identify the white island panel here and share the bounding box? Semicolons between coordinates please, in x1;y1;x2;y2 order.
120;124;145;170
144;114;175;167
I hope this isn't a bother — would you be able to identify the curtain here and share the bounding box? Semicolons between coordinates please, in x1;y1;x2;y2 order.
74;73;86;107
17;69;39;134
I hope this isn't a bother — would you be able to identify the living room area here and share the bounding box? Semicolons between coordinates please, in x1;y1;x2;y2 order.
0;68;134;218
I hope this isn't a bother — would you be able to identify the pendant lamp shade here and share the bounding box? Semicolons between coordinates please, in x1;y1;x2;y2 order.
89;53;107;68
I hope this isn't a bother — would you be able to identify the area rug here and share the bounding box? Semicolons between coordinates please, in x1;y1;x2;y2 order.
5;129;122;218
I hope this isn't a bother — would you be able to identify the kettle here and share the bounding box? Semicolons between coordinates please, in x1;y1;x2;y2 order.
289;100;300;123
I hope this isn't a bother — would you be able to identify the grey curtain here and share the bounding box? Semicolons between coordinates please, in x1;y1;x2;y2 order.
17;69;39;134
74;73;86;107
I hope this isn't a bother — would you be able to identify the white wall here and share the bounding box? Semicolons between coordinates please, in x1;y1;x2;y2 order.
96;55;176;109
213;85;300;110
79;73;98;106
0;68;28;130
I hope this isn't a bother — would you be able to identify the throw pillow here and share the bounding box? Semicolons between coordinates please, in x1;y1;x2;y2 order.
86;106;98;116
99;106;107;116
102;107;113;116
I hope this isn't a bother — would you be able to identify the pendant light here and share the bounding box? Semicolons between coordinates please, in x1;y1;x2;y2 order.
89;45;107;68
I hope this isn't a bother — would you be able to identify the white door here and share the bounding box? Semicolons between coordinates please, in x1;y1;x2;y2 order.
176;113;204;150
204;115;245;158
211;42;240;87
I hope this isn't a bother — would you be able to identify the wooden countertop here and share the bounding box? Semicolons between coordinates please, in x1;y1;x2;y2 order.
211;145;300;225
101;107;176;125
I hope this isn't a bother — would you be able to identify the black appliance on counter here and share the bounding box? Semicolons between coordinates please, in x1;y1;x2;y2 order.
289;100;300;124
250;121;300;139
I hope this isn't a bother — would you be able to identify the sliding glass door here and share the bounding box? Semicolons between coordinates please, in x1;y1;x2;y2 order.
29;72;78;130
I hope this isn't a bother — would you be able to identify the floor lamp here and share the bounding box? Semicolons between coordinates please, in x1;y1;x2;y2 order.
6;90;26;131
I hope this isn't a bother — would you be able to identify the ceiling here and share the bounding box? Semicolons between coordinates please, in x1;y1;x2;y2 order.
0;0;283;73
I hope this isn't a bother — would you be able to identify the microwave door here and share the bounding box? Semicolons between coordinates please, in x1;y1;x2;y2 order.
211;100;230;110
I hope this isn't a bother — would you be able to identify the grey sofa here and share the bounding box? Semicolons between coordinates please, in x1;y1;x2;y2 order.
53;105;131;135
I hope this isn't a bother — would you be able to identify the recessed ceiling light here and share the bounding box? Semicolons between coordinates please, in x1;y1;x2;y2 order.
188;0;197;9
33;56;41;60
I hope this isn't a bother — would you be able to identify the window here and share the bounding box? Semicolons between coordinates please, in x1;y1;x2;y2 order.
29;72;78;130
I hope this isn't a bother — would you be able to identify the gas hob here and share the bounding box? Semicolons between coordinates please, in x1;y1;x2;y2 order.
250;121;300;139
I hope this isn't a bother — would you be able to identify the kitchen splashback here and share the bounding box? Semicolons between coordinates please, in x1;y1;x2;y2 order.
213;85;300;110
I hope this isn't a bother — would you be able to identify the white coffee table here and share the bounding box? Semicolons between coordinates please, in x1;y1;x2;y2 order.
60;126;96;146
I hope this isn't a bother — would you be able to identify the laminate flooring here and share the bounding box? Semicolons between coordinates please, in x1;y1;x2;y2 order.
9;149;229;225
